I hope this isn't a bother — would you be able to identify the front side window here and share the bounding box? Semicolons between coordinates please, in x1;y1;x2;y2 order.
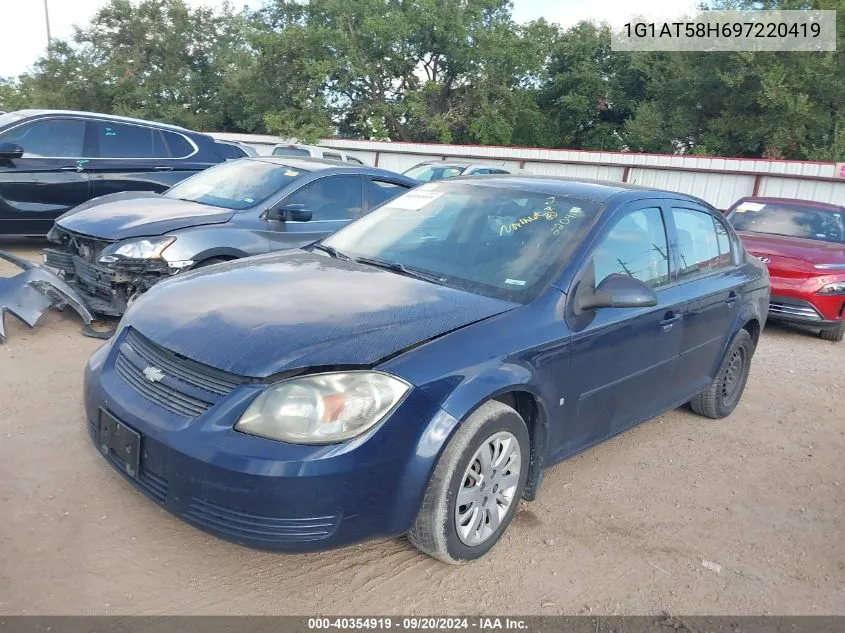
323;182;598;302
165;159;305;210
92;121;168;159
727;200;844;244
284;175;363;220
673;207;733;280
0;118;85;157
591;207;670;289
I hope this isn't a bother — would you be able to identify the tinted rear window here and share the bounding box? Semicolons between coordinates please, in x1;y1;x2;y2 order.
273;146;311;157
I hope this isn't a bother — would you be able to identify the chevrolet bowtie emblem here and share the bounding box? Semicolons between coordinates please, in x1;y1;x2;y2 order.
142;366;166;383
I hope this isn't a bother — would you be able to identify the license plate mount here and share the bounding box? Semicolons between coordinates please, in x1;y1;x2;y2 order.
98;408;141;478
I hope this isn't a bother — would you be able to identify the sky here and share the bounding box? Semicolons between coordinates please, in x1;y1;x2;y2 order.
0;0;700;79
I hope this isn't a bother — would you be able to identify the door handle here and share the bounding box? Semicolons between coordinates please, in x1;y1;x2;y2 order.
725;291;738;306
659;312;683;331
60;166;81;172
154;166;173;172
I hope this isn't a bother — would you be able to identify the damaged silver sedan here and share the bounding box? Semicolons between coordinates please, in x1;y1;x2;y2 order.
41;157;416;315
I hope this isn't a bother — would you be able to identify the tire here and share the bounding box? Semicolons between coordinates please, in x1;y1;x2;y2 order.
408;400;529;564
690;329;755;420
819;322;845;342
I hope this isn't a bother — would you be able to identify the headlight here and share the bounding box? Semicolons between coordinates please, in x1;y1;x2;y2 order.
235;371;410;444
99;236;175;263
818;281;845;295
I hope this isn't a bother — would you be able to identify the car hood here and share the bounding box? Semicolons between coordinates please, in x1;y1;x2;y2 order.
738;231;845;273
56;192;234;240
125;251;519;378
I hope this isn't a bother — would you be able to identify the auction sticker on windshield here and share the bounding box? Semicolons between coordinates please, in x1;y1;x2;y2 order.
391;190;443;210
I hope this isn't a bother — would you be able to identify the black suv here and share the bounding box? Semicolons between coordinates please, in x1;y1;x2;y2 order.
0;110;233;236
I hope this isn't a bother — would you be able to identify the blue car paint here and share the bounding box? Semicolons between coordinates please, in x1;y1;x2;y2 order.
84;177;769;552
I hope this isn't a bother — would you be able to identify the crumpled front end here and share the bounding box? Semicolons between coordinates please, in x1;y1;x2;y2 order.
0;250;94;342
43;226;177;316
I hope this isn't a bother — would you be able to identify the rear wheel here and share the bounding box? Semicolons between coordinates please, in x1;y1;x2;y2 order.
690;329;755;419
819;322;845;342
408;400;529;564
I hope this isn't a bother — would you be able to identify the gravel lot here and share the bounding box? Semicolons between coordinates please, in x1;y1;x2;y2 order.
1;241;843;616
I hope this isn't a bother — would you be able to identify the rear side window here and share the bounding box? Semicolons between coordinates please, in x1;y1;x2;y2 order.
366;179;411;210
346;156;364;165
0;118;85;157
673;207;733;280
163;131;195;158
273;146;310;157
215;142;247;160
591;207;670;288
91;121;171;159
323;152;343;161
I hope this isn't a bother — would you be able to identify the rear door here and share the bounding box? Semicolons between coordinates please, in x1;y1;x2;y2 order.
266;174;364;252
559;202;687;454
0;117;90;235
86;120;210;198
668;204;746;399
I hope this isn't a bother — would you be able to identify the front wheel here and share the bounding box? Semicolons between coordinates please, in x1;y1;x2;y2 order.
819;322;845;342
690;329;755;419
408;400;529;564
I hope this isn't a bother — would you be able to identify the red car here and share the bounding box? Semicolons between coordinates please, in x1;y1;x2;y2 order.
725;197;845;342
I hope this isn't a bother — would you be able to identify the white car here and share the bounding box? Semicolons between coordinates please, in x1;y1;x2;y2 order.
271;143;366;164
403;160;522;182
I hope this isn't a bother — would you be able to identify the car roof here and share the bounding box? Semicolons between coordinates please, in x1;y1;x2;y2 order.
734;196;844;212
246;156;414;180
444;174;710;205
8;109;197;134
413;160;503;168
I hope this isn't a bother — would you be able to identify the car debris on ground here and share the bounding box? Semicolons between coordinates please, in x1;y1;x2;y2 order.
0;250;96;342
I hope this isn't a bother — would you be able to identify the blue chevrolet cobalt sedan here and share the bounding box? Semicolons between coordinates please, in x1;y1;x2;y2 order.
84;177;770;563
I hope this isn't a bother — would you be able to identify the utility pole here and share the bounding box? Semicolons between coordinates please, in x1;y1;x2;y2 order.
44;0;52;57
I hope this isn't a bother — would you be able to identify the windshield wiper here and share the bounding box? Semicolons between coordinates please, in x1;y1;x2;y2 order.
312;243;351;260
354;256;446;285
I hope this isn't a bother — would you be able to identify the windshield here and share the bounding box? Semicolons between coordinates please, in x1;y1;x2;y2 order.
164;159;305;210
403;164;466;182
322;182;598;302
727;200;844;244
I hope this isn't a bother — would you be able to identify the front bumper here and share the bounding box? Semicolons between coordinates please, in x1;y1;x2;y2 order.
43;247;172;316
768;293;845;329
83;332;457;552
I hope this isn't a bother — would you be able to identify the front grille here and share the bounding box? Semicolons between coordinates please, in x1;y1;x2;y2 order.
184;497;340;543
769;299;822;321
115;328;247;418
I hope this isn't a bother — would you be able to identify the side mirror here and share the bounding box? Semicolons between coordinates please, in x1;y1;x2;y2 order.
0;142;24;159
268;203;313;222
576;273;658;312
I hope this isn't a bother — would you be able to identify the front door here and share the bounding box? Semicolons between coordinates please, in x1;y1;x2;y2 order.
0;117;90;235
266;175;364;252
557;203;686;456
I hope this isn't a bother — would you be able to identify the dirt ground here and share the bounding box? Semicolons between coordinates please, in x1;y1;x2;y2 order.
0;239;843;616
